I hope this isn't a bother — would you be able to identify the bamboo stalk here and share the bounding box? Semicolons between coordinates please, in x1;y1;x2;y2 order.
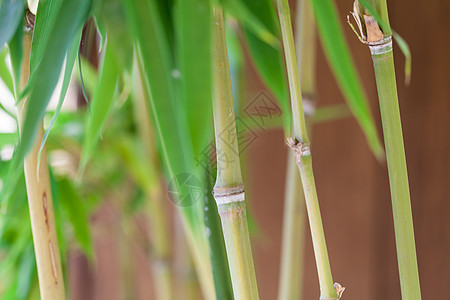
276;0;339;299
278;153;305;300
351;1;421;298
16;32;66;300
212;6;259;300
278;0;317;298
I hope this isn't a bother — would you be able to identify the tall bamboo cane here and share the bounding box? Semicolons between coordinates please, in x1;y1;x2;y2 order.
212;6;259;300
350;1;422;298
276;0;340;299
16;29;65;299
278;0;317;298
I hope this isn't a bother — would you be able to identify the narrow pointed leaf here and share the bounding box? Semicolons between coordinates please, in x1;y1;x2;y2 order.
310;0;384;158
174;0;213;155
80;39;119;170
0;47;14;94
3;0;92;200
38;30;82;167
55;177;93;258
239;0;291;132
0;0;25;48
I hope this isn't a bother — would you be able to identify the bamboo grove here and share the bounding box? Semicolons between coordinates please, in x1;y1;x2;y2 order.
0;0;421;299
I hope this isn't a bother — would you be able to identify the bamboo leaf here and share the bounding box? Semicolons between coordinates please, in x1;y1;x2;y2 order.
0;132;18;147
0;47;14;94
7;15;23;94
0;0;26;48
174;0;213;155
121;0;188;181
54;177;93;258
309;0;384;158
80;39;119;171
238;0;291;132
94;0;132;70
203;167;233;299
3;0;92;200
29;0;63;76
15;244;36;300
224;0;278;48
38;30;82;168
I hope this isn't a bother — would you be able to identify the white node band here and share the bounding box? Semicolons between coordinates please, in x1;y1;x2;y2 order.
369;37;393;55
214;191;245;206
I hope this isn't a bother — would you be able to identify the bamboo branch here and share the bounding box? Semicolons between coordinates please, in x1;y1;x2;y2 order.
212;6;259;300
17;32;66;300
278;0;317;298
276;0;340;299
350;2;422;298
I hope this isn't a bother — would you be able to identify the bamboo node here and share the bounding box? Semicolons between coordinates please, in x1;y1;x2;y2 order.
213;185;245;206
368;36;392;56
286;137;311;163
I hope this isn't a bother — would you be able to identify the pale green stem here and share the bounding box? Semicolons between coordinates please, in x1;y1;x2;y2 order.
276;0;338;299
212;6;259;300
358;0;421;296
17;32;66;300
278;152;305;300
370;39;421;300
278;0;316;298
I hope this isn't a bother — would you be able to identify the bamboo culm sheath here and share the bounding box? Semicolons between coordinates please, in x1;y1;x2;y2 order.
212;6;259;300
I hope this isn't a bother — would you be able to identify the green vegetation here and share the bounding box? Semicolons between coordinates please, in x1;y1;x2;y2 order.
0;0;419;299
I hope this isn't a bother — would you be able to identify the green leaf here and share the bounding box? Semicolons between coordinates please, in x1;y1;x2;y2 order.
3;0;92;200
0;47;14;94
238;0;291;132
0;0;26;48
224;0;279;48
122;0;187;180
309;0;384;159
94;0;132;70
38;30;81;169
113;135;157;191
203;167;233;299
174;0;213;155
29;0;63;75
38;30;81;160
15;244;36;300
80;39;119;171
7;15;23;95
0;132;18;147
55;177;93;258
123;0;209;238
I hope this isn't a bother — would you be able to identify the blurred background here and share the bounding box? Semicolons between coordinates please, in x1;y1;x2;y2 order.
1;0;449;299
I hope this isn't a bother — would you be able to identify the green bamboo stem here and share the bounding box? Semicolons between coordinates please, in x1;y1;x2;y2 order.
278;153;305;300
348;1;421;297
212;6;259;300
17;32;66;300
361;8;421;298
276;0;339;299
132;57;172;300
278;0;317;298
371;44;421;299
